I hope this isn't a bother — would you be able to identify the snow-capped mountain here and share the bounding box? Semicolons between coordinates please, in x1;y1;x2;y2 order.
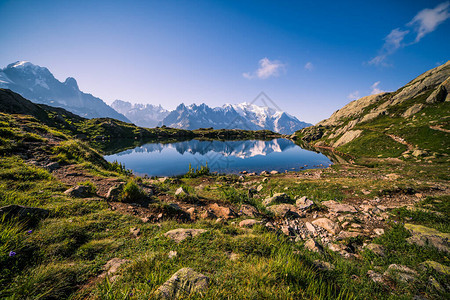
0;61;130;122
159;102;311;134
111;100;169;128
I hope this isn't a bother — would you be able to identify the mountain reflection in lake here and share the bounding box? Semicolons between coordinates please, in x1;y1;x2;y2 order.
104;138;332;177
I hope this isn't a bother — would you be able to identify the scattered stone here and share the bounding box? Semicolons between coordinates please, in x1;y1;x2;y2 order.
263;193;291;206
337;231;362;239
384;264;418;283
267;204;303;218
130;227;140;238
366;244;385;257
64;185;91;198
240;204;259;217
256;184;264;192
295;196;314;210
168;251;177;259
141;217;150;223
373;228;385;235
209;203;237;219
158;177;169;183
239;219;259;228
200;210;216;220
312;218;340;235
260;171;268;176
0;204;49;221
270;170;279;175
106;183;124;201
405;223;449;253
305;222;316;234
419;260;450;276
385;173;401;180
175;187;189;196
412;149;428;157
304;239;323;252
313;260;335;271
164;228;208;243
45;161;60;171
228;252;240;261
322;200;357;213
367;270;385;284
155;268;209;299
262;177;269;183
99;258;130;280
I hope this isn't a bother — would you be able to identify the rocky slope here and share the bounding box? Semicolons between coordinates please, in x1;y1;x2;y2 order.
0;61;130;122
295;61;450;160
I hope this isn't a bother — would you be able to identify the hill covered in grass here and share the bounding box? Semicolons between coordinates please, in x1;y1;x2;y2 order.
294;61;450;163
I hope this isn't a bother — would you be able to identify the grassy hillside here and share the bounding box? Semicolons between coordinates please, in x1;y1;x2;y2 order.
294;61;450;164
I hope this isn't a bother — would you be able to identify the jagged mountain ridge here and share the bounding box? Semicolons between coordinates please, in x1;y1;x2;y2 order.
111;100;169;128
159;102;311;134
0;61;130;122
295;61;450;158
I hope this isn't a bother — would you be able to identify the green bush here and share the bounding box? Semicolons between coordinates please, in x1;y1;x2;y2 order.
119;180;146;202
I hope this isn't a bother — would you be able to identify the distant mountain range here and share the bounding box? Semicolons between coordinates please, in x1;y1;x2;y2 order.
0;61;130;122
1;61;311;134
111;100;169;128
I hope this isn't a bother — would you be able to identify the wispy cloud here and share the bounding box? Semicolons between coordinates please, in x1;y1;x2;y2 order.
369;1;450;66
371;81;385;94
304;62;314;71
408;1;450;42
243;58;285;79
348;90;360;100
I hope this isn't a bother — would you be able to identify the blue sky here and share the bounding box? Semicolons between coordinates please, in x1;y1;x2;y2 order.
0;0;449;123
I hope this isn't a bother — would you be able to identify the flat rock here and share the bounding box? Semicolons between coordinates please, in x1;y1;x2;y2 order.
367;270;385;284
322;200;357;213
304;239;323;252
337;231;362;240
239;219;259;228
263;193;292;206
99;258;130;280
405;224;449;253
240;204;259;217
155;267;209;299
256;184;263;192
164;228;207;243
267;204;303;218
305;222;316;234
366;244;385;256
64;185;91;198
295;196;314;210
312;218;340;235
313;260;335;271
384;264;418;283
209;203;236;219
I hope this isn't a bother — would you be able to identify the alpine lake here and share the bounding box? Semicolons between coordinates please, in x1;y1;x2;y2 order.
104;138;335;177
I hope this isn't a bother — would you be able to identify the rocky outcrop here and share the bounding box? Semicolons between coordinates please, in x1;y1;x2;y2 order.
164;228;207;243
155;268;209;299
405;224;449;253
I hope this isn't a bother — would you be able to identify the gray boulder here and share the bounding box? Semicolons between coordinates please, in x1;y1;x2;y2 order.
263;193;291;206
164;228;207;243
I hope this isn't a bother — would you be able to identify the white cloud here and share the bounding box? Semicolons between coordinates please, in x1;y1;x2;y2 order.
348;90;360;100
408;1;450;42
371;81;385;94
304;62;314;71
243;58;285;79
369;2;449;66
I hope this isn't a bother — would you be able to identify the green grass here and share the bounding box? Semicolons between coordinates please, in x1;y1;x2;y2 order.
338;131;407;158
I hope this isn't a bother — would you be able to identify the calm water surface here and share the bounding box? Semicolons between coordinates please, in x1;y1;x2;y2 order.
104;138;332;177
